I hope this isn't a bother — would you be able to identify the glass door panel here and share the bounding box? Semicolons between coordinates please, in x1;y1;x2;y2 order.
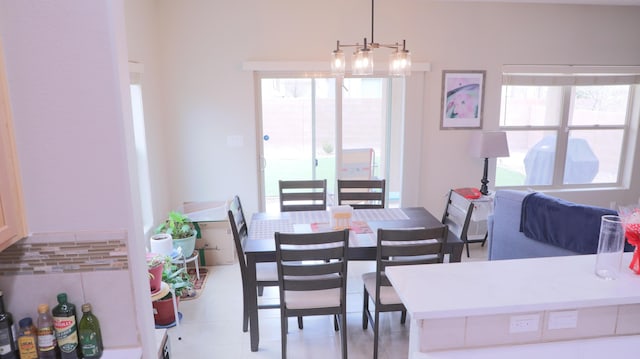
260;78;336;211
341;77;404;207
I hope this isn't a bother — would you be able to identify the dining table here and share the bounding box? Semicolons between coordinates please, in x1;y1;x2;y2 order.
243;206;464;352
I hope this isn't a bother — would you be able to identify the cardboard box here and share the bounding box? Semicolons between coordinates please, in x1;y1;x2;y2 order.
198;221;236;265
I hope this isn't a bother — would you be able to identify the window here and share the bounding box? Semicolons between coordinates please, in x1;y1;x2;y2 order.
130;76;154;232
496;66;640;189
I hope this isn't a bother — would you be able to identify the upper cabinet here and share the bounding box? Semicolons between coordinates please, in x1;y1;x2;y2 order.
0;40;27;250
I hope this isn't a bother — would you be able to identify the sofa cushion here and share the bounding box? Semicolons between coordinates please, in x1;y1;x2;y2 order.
489;190;579;260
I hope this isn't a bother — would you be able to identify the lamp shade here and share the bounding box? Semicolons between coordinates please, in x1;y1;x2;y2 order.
470;131;510;158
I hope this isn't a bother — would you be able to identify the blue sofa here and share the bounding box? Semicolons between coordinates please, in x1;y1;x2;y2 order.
487;190;622;260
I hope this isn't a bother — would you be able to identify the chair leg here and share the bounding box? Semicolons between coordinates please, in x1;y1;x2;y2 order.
362;286;369;329
465;241;471;258
481;232;488;247
258;285;264;296
373;309;380;359
334;315;339;331
242;300;249;332
340;313;348;359
400;309;407;325
281;312;288;359
242;285;249;332
297;316;303;330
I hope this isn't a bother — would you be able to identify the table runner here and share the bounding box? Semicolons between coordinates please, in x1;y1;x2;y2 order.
249;208;409;239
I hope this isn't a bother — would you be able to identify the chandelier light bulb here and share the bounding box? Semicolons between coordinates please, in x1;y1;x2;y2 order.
353;48;373;76
331;49;346;76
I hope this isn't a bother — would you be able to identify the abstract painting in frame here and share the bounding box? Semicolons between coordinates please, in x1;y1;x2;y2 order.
440;70;485;129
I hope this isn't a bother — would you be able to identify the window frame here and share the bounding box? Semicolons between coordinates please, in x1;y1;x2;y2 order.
497;65;640;190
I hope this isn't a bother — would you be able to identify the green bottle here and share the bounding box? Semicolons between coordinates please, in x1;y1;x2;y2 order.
78;303;102;359
52;293;80;359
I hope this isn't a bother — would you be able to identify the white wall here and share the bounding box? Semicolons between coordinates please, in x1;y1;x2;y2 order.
152;1;640;216
1;1;132;231
0;1;154;356
124;0;172;236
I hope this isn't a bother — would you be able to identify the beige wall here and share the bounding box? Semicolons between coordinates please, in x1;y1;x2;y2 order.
140;1;640;217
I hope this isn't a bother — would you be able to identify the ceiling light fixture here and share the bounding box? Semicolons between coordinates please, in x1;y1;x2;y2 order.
331;0;411;77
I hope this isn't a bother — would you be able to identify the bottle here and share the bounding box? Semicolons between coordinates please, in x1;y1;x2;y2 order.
36;304;59;359
0;291;17;359
51;294;80;359
78;303;102;359
17;318;38;359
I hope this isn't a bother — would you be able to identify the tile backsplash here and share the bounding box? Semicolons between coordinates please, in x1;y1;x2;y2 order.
0;230;139;349
0;230;128;275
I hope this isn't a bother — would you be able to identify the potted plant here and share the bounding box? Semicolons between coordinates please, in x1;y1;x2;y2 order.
151;258;194;326
156;211;197;258
146;253;165;294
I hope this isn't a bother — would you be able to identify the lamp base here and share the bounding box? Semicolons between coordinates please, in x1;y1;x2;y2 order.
480;157;489;196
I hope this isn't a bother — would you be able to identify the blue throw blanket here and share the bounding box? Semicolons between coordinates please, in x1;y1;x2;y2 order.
520;192;631;254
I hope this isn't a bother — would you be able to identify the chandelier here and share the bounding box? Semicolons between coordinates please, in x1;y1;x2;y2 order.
331;0;411;77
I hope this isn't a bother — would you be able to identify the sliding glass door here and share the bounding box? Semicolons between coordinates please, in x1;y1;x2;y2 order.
257;75;404;212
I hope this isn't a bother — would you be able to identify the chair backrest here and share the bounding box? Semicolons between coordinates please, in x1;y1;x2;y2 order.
274;229;349;308
336;179;386;209
228;195;249;277
279;179;327;212
441;189;474;242
375;227;448;289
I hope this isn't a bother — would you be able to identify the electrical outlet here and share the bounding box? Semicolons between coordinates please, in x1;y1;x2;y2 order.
548;310;578;330
509;314;540;333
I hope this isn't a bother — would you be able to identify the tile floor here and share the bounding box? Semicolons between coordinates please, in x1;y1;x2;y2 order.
167;243;488;358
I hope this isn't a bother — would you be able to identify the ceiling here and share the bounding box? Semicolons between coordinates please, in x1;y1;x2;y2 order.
438;0;640;5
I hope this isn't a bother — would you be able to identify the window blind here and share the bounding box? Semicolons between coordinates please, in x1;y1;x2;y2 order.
502;65;640;86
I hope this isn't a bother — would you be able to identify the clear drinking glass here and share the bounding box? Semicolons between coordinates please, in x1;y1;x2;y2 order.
595;215;625;280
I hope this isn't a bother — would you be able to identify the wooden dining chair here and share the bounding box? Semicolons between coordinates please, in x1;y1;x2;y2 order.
275;229;349;359
336;179;386;209
362;226;448;359
441;189;478;257
228;195;304;333
278;179;327;212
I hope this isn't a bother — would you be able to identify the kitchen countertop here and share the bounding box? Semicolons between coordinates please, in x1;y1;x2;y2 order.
103;348;142;359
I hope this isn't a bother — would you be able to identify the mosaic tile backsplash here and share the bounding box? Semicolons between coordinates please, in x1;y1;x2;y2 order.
0;230;129;275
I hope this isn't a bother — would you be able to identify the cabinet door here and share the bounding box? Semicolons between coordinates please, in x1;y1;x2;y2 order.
0;41;27;250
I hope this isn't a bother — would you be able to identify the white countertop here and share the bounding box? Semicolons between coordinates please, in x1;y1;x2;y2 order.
412;335;640;359
102;348;142;359
386;253;640;319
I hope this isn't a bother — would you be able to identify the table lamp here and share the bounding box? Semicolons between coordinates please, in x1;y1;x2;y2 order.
469;131;510;195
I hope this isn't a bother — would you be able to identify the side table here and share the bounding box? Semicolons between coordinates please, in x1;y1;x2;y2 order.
467;194;494;243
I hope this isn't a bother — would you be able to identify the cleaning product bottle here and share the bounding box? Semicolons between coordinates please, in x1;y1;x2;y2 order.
36;304;59;359
52;294;80;359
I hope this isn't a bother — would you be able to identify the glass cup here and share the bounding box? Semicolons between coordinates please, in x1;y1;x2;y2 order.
595;215;625;280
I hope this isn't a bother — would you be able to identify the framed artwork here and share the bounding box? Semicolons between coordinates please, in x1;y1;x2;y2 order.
440;70;485;129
